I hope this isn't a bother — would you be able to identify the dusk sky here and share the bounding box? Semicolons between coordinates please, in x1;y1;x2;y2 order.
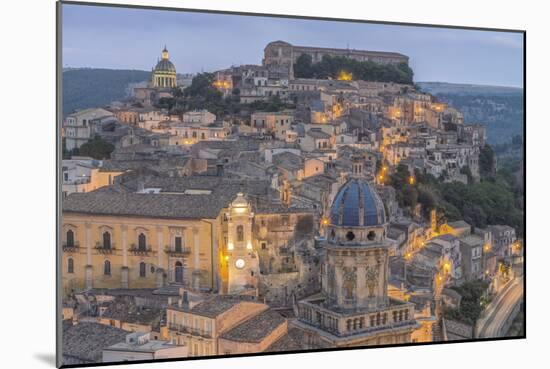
62;4;524;87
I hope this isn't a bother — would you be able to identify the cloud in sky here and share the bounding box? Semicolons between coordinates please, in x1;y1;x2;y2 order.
62;4;524;87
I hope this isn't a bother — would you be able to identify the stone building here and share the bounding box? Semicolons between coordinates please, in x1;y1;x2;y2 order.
61;189;231;294
489;225;517;258
293;178;419;347
263;41;409;79
64;108;115;150
250;111;294;139
102;332;188;363
166;294;268;357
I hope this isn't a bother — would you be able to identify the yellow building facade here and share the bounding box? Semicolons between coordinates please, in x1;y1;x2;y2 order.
61;212;220;296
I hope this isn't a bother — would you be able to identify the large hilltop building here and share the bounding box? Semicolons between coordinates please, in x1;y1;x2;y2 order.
294;176;419;347
263;40;409;79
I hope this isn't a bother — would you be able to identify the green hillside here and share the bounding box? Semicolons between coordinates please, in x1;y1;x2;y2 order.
62;68;150;115
417;82;524;145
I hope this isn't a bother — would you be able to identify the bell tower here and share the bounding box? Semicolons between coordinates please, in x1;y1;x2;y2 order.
161;45;169;60
225;193;259;294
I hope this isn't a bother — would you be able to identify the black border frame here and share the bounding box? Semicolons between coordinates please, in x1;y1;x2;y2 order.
56;1;527;368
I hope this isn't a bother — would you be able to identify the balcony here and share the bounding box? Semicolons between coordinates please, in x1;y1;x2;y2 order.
128;244;154;256
94;242;116;254
168;323;212;339
164;246;192;257
62;241;80;252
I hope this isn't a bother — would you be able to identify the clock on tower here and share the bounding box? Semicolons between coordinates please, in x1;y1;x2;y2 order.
225;193;259;294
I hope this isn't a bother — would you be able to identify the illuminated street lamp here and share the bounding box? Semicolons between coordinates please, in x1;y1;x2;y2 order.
321;217;329;226
337;70;353;81
408;176;415;185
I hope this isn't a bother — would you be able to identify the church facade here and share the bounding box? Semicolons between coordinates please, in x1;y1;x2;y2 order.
293;175;419;347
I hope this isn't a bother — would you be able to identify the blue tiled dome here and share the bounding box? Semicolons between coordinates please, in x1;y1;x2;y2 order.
330;178;386;227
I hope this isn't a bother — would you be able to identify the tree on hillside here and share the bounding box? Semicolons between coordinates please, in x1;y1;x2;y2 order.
479;144;496;179
78;136;114;160
294;54;314;78
293;55;414;84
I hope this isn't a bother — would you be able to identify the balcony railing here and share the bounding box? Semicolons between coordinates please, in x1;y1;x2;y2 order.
168;323;212;338
94;242;116;254
62;241;80;252
128;244;154;256
164;246;192;257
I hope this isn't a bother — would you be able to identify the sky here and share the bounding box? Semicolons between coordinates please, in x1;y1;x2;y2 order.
62;4;524;87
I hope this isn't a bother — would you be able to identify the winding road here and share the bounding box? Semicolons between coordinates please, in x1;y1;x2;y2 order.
476;275;524;338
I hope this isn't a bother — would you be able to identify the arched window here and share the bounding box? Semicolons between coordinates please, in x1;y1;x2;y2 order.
236;225;244;242
67;258;74;274
66;229;74;247
175;261;183;283
138;233;146;251
104;260;111;275
139;262;146;277
103;231;111;249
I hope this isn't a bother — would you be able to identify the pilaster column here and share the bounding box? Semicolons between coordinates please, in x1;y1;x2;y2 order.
382;251;389;306
246;214;253;250
121;225;128;267
85;222;93;289
157;226;164;269
193;227;200;269
335;263;343;306
227;219;234;250
121;225;128;288
85;222;92;265
192;227;200;290
356;262;367;306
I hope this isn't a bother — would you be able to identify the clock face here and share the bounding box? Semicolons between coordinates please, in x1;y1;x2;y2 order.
235;258;245;269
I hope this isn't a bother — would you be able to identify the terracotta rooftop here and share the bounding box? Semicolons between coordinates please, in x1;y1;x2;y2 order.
169;295;259;318
220;309;286;343
63;322;128;363
63;191;230;219
101;296;163;325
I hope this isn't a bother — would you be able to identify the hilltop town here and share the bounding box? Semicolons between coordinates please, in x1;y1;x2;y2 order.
60;41;524;364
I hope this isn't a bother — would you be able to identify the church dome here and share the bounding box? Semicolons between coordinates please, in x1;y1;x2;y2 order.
154;59;176;73
329;178;386;227
154;46;176;73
